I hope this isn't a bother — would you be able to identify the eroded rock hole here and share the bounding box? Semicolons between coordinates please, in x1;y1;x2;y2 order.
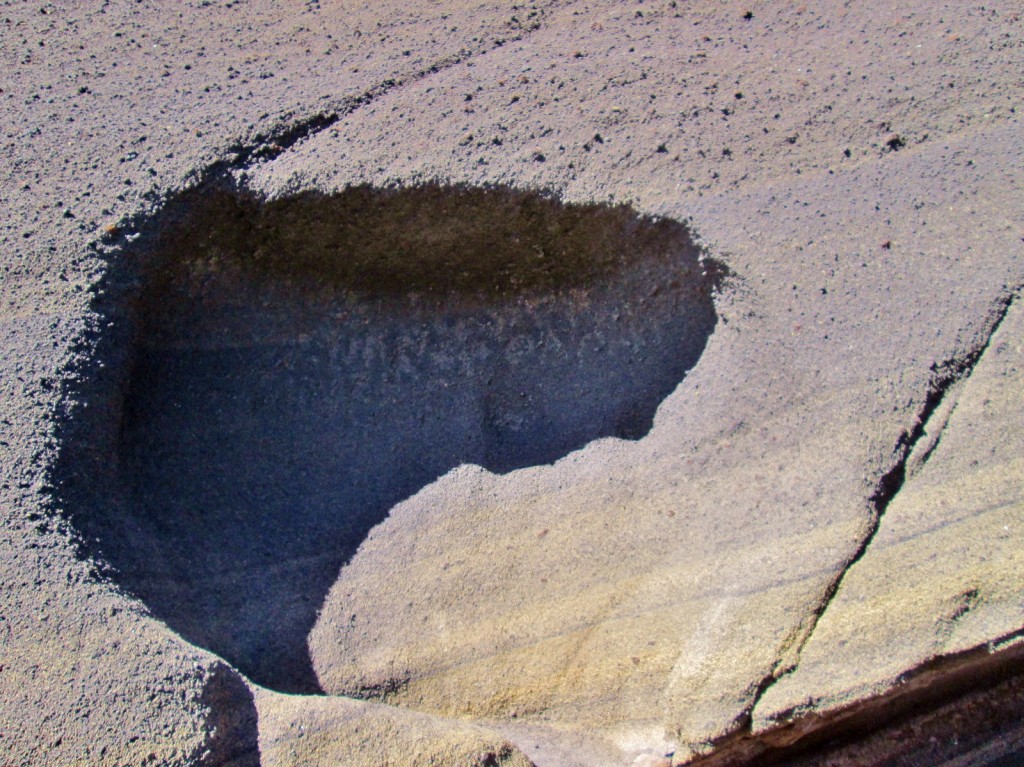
56;184;720;694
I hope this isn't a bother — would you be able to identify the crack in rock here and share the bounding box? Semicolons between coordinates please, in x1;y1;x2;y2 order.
767;290;1018;692
679;289;1020;767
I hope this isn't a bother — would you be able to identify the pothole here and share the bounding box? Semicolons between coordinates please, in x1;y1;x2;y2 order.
52;183;722;694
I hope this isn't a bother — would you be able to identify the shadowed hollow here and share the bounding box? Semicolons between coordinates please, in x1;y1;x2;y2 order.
57;185;720;693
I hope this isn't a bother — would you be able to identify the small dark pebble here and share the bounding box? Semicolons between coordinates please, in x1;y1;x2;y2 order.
886;134;906;151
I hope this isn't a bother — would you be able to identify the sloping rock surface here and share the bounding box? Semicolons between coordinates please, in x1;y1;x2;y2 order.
1;2;1021;766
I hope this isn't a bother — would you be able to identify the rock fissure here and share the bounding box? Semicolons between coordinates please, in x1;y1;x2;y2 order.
775;289;1019;688
680;290;1021;766
690;627;1024;767
221;8;561;173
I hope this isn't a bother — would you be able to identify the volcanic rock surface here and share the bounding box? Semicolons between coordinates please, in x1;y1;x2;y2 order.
1;2;1022;766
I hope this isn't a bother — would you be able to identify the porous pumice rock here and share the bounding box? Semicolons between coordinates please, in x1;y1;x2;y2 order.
3;0;1023;765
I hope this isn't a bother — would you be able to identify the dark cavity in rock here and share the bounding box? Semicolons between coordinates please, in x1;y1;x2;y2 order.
52;184;722;693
